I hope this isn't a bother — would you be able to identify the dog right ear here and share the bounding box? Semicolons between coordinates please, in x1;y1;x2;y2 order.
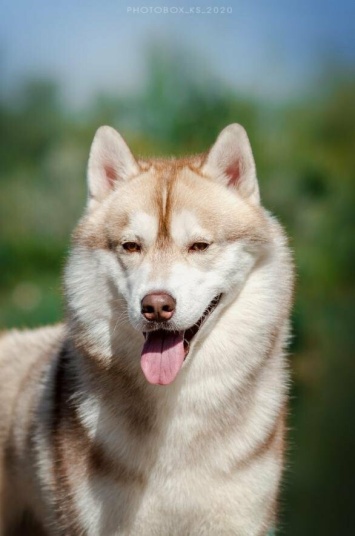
87;126;140;209
202;124;260;205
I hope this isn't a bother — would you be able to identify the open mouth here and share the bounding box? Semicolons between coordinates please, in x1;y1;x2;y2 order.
141;294;222;386
182;293;222;356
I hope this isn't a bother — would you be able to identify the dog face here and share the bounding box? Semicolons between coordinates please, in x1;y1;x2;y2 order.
65;125;271;383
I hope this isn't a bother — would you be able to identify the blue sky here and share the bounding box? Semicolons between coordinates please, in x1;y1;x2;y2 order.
1;0;354;107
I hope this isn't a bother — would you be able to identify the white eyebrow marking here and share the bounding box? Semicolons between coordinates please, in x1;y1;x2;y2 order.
128;212;158;245
170;210;211;247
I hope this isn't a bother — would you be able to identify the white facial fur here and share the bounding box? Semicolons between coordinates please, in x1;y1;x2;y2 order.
119;212;259;332
123;212;158;245
66;205;261;360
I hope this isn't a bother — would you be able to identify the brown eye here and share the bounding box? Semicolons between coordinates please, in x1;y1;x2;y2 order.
189;242;210;252
122;242;141;253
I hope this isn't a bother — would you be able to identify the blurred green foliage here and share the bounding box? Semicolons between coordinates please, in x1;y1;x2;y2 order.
0;48;354;535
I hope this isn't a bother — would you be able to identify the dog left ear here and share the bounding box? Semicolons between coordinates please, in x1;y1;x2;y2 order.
202;124;260;204
87;126;140;209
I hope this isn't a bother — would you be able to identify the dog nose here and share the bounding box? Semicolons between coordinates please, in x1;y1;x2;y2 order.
141;292;176;322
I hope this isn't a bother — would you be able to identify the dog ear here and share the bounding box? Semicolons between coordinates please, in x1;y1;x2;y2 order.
202;124;260;204
87;126;140;208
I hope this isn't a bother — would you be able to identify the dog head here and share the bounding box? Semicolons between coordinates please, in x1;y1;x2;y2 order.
65;124;271;384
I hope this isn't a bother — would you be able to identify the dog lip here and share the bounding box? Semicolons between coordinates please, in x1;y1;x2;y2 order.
183;293;222;355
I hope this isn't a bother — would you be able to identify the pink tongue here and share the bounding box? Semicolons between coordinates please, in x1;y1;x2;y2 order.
141;331;185;385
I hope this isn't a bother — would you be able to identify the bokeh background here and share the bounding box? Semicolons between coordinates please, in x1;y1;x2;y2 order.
1;1;354;534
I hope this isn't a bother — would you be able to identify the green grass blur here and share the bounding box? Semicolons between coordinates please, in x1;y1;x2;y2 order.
1;48;354;535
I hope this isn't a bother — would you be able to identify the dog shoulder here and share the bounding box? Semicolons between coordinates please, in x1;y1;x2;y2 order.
0;324;65;366
0;325;65;437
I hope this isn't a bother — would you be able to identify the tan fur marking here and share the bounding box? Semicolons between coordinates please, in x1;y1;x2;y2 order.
73;336;156;437
237;410;285;472
51;347;84;535
73;211;130;250
155;168;177;246
89;443;146;487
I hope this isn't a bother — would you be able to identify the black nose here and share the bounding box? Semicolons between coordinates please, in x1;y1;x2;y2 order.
141;292;176;322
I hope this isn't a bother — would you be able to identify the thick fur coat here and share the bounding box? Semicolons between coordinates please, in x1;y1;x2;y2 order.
0;124;293;535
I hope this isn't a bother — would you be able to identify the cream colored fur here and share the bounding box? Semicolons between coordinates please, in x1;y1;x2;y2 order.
0;124;293;536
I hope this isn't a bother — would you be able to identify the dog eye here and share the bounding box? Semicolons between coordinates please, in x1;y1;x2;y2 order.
189;242;210;252
122;242;141;253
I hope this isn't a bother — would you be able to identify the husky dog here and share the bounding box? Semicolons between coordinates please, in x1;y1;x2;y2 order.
0;124;293;535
